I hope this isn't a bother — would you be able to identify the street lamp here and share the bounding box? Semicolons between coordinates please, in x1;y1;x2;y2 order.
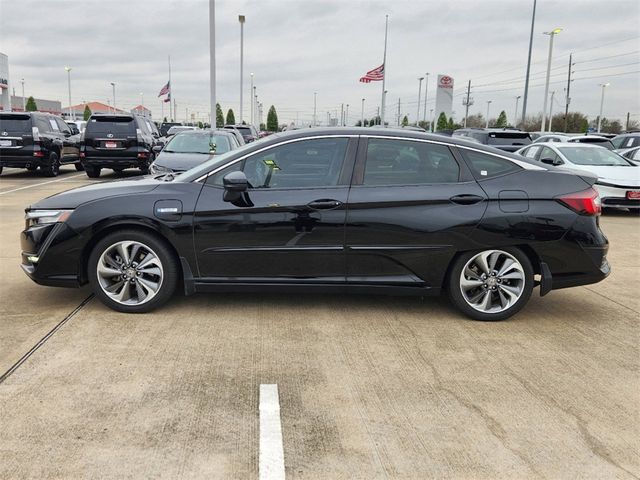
20;78;25;111
514;95;522;127
597;83;610;133
485;100;492;128
548;91;556;132
238;14;245;124
423;73;429;124
110;82;116;112
541;27;562;132
416;77;424;126
345;104;349;126
64;67;72;120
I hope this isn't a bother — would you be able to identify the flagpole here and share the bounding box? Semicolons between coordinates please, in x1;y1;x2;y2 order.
381;14;388;127
168;55;173;121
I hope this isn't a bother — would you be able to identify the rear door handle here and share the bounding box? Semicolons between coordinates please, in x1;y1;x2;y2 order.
450;194;485;205
307;199;343;210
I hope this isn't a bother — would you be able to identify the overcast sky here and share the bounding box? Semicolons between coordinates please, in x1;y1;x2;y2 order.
1;0;639;126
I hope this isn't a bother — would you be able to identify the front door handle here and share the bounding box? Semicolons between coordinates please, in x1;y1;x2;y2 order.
307;199;343;210
450;194;485;205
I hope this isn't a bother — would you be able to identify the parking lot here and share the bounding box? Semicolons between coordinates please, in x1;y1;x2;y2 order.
0;166;638;479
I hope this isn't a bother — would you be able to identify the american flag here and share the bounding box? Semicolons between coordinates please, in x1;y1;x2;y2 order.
163;92;171;103
359;64;384;83
158;81;170;97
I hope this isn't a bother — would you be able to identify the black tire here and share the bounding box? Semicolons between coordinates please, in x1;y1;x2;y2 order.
42;152;60;177
447;247;534;321
27;166;38;172
140;153;153;174
75;163;84;171
0;166;3;175
85;166;101;178
88;229;179;313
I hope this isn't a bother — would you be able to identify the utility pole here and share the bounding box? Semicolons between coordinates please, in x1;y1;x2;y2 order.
209;0;216;127
563;53;573;132
238;15;245;124
521;0;537;125
541;28;562;132
626;112;630;131
463;80;472;127
514;96;521;128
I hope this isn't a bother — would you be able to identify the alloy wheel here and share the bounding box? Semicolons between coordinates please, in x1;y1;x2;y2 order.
96;240;164;306
459;250;525;313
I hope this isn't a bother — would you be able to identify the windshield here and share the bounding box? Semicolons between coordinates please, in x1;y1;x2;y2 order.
558;146;634;167
164;132;231;154
177;133;279;182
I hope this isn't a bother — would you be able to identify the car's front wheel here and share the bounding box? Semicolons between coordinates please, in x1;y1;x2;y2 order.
74;163;84;171
85;166;101;178
88;230;179;313
42;152;60;177
447;248;534;321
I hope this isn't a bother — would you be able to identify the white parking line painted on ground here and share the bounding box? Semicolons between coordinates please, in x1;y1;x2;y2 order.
260;384;286;480
0;173;85;196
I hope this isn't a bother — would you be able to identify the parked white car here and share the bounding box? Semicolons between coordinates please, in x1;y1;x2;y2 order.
533;134;615;150
517;142;640;213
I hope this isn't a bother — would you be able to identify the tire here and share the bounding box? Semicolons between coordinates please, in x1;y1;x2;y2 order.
74;163;84;171
113;168;125;176
42;152;60;177
27;166;38;172
447;247;534;321
88;229;179;313
140;153;153;174
85;166;101;178
0;166;3;175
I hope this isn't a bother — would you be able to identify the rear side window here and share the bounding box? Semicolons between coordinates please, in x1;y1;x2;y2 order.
363;139;460;185
460;149;521;179
86;117;136;136
35;117;51;133
0;114;32;133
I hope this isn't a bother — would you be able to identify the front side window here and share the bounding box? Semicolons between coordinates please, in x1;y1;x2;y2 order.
540;147;562;163
460;149;522;179
363;139;460;185
243;138;349;188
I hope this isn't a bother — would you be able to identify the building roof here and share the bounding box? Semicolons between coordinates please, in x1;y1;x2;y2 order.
131;104;151;112
65;101;126;114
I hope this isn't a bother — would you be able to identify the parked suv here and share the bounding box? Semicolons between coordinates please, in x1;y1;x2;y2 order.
160;122;182;137
224;124;258;143
452;128;532;152
0;111;82;176
81;114;156;178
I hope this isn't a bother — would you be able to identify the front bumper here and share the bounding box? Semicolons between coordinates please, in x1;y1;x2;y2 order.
595;183;640;209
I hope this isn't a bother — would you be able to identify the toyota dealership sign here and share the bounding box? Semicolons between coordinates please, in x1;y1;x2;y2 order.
435;74;454;120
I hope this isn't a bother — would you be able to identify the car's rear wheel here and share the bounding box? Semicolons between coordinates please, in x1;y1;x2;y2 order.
42;152;60;177
88;230;179;313
74;163;84;171
447;248;534;321
85;166;101;178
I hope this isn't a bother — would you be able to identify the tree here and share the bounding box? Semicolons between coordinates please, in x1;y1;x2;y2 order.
215;103;224;128
25;96;37;112
267;105;279;132
447;117;455;130
198;121;204;129
401;115;409;127
495;110;508;127
436;112;448;131
83;105;92;121
226;108;236;125
163;116;168;123
465;113;484;128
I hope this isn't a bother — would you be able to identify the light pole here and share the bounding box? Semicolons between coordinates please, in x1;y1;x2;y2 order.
253;86;257;127
250;72;254;125
110;82;116;113
416;77;424;126
597;83;610;133
541;27;562;132
345;104;349;126
313;92;317;127
238;14;245;124
64;67;72;120
20;78;25;111
429;109;434;132
521;0;537;126
514;95;521;127
423;73;429;124
209;0;217;128
361;98;365;127
485;100;492;128
548;91;555;132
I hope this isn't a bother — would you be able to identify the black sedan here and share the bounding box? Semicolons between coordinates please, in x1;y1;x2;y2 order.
21;128;609;321
150;129;241;175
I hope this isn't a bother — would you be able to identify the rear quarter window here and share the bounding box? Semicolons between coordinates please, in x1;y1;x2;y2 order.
459;149;522;179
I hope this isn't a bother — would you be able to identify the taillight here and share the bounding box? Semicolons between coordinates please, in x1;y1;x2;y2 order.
556;187;601;216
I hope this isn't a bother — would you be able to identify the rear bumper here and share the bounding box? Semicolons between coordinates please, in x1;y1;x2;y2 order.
0;149;47;168
81;156;148;169
595;184;640;209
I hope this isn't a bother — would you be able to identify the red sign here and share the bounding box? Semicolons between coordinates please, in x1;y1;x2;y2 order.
439;75;453;88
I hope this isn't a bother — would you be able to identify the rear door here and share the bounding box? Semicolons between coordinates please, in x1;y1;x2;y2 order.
85;116;137;157
55;117;80;163
345;137;487;289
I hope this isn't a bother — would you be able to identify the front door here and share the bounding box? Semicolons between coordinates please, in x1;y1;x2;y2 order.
193;136;357;282
345;137;488;289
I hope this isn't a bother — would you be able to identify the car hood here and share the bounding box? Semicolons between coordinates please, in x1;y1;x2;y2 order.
29;177;161;210
568;165;640;186
154;151;215;172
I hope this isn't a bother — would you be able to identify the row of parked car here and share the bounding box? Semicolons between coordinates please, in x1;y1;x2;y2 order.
0;111;261;177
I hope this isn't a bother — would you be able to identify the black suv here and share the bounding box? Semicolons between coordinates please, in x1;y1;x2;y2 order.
0;112;82;176
452;128;532;152
81;114;157;178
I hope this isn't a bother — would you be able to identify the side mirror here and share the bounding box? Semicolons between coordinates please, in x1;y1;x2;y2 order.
541;157;563;166
223;171;250;204
152;145;163;154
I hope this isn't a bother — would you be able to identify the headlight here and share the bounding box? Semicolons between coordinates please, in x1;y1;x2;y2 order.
149;163;173;175
25;209;73;227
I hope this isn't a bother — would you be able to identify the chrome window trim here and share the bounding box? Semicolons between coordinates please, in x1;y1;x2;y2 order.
193;134;359;183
